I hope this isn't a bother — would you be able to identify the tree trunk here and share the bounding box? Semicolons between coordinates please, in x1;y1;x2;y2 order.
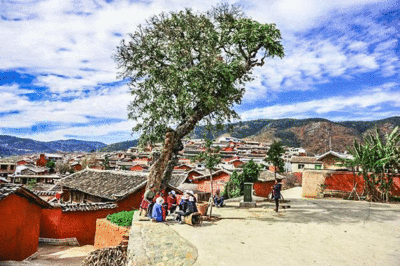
146;110;210;192
146;130;179;191
209;168;213;219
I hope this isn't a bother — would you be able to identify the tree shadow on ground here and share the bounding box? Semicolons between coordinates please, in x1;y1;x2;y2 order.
229;199;400;225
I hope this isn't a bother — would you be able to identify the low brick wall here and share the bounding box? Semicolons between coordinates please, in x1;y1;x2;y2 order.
94;219;130;249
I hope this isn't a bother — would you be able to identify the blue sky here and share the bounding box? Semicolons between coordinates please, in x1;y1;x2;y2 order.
0;0;399;144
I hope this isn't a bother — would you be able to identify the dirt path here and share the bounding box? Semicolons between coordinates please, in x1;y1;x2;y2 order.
170;198;400;266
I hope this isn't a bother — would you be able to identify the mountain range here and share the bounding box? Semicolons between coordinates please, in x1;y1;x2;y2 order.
1;116;399;157
0;136;107;157
191;116;400;155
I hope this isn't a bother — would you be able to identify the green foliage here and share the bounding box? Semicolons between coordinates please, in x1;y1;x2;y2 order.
265;141;285;178
347;126;400;202
224;170;241;198
225;160;260;198
26;178;37;189
106;211;135;227
46;160;55;169
114;4;284;145
103;155;110;170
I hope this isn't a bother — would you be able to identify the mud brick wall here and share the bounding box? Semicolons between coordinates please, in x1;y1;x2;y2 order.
302;171;327;198
94;219;130;249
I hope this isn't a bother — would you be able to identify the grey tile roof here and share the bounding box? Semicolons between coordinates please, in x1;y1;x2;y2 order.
61;169;147;201
291;156;319;164
0;183;21;201
52;202;118;212
35;191;58;196
0;183;52;208
168;174;187;188
258;171;285;182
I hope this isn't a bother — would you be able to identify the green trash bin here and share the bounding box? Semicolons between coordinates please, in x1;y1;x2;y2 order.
244;183;253;202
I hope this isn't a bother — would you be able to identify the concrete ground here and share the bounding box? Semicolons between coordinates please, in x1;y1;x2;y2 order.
1;245;94;266
170;187;400;266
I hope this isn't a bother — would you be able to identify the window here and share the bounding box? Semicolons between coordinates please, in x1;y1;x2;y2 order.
315;164;322;170
298;164;305;169
0;165;7;170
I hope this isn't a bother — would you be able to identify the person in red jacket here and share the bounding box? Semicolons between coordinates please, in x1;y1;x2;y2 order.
167;190;177;214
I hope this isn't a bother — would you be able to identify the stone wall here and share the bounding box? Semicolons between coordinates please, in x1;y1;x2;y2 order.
94;219;130;249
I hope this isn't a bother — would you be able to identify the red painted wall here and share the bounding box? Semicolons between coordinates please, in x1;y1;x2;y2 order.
130;165;145;171
293;172;303;184
324;172;400;196
231;160;244;168
254;181;275;197
193;172;230;193
188;171;201;182
40;208;115;245
174;165;191;170
40;186;146;245
72;164;82;172
0;194;42;261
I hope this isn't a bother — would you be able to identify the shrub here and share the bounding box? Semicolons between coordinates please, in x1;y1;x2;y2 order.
106;210;135;227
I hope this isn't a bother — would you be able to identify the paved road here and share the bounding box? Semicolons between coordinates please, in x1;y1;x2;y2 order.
171;197;400;266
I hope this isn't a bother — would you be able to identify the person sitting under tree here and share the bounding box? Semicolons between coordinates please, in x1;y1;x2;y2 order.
175;195;197;224
273;179;282;212
140;184;155;217
151;197;165;222
167;190;177;214
214;189;225;207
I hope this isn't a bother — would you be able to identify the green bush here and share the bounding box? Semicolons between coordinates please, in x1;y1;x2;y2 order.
224;160;261;199
106;210;135;227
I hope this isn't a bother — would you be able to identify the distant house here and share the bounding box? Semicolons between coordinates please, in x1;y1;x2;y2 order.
45;153;63;162
0;161;16;178
291;156;322;172
316;151;353;170
0;184;51;261
70;162;82;172
192;169;232;193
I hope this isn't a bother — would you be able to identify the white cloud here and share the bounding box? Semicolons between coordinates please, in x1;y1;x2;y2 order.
241;83;400;121
0;0;399;143
0;83;133;128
